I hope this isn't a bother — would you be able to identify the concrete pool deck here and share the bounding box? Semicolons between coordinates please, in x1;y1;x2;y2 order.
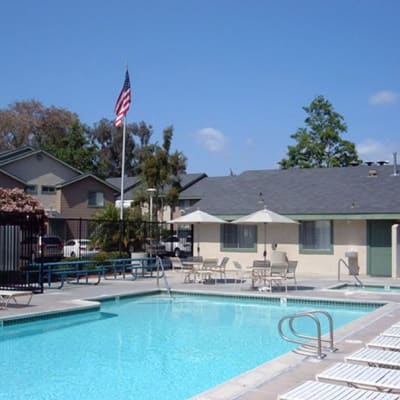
1;271;400;400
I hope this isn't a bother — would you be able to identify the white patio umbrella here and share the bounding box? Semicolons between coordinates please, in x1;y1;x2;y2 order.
168;209;226;255
232;207;297;259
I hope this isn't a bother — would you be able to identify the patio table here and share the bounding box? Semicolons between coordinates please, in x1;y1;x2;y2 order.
252;267;287;292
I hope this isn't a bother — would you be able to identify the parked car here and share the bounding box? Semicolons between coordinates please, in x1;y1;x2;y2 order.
63;239;99;258
160;236;191;257
21;235;64;262
144;239;166;256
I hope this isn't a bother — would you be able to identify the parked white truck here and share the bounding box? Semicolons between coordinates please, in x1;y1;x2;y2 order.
161;236;191;257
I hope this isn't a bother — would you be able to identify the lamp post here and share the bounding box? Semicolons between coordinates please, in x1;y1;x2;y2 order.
258;192;267;259
147;188;156;223
146;188;156;257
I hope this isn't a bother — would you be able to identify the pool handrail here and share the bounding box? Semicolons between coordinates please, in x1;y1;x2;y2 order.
278;309;338;359
338;258;363;287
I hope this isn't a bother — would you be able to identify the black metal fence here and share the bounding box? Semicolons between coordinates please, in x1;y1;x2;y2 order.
0;214;193;291
0;212;46;292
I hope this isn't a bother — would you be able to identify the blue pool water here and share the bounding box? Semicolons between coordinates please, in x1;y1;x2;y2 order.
333;284;400;292
0;294;377;400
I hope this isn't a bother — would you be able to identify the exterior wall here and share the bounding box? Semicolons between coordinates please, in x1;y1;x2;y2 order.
2;153;79;211
59;178;116;219
195;219;367;278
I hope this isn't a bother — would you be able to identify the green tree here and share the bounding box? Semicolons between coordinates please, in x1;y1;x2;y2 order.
90;120;159;179
279;95;361;168
41;121;97;173
91;203;146;253
0;100;78;149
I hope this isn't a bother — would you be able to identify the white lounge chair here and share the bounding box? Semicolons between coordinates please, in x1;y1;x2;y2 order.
368;336;400;351
0;290;33;310
316;361;400;392
381;326;400;338
345;347;400;369
278;380;400;400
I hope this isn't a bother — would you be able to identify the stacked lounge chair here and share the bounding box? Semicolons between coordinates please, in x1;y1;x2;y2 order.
278;322;400;400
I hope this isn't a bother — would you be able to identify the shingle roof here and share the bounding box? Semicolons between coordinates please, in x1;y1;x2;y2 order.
108;173;207;200
180;165;400;218
56;174;119;192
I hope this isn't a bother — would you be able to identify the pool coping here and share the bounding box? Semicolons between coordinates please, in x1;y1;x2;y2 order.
2;272;400;400
1;286;397;400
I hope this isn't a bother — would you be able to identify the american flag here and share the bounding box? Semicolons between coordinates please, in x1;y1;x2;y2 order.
114;70;131;128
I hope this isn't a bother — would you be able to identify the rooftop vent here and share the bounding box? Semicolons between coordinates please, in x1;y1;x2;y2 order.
393;152;398;176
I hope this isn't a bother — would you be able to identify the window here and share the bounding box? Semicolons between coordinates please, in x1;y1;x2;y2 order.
178;199;198;210
41;185;56;194
88;191;105;207
299;220;333;254
25;185;37;194
221;224;257;251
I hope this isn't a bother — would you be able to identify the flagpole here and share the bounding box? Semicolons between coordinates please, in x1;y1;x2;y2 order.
120;116;127;221
115;67;131;221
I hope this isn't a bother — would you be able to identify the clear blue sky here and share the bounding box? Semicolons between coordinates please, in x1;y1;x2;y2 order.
1;0;399;176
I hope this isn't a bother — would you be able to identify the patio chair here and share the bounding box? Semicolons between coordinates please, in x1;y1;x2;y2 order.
270;251;298;289
197;258;218;283
212;256;229;283
345;347;400;369
231;261;254;290
170;256;194;283
368;335;400;351
278;380;400;400
170;256;184;270
316;361;400;392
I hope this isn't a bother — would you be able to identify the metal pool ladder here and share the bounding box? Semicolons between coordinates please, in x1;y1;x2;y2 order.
338;258;363;287
278;310;338;359
156;256;172;298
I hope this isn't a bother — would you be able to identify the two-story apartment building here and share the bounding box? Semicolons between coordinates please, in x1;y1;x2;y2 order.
0;147;119;239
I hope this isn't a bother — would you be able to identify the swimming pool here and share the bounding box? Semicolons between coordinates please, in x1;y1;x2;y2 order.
0;293;379;400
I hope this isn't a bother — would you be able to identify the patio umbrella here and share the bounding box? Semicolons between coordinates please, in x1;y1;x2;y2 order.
168;209;226;255
232;207;297;260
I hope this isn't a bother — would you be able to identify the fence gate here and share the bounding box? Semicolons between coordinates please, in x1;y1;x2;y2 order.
0;211;45;293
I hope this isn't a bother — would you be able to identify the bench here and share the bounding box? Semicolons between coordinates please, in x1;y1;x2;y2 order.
0;290;33;309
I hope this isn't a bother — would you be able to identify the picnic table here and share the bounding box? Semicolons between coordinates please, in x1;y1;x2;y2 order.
27;259;104;289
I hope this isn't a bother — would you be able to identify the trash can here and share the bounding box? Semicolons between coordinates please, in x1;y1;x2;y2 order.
345;251;359;275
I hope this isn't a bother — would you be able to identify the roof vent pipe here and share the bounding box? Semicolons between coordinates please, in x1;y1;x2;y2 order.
393;152;398;176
